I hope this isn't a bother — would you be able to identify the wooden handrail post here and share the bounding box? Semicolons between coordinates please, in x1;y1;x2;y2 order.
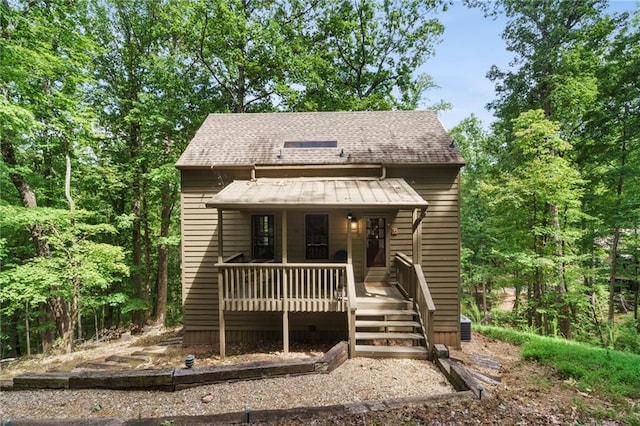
217;209;225;358
345;264;357;358
283;267;289;354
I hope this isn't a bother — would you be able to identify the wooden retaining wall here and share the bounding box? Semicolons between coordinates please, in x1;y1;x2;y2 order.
8;342;348;392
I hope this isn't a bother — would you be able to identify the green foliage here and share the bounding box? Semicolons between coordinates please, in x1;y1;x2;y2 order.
477;325;640;401
0;204;129;353
3;0;447;354
302;0;447;111
611;317;640;353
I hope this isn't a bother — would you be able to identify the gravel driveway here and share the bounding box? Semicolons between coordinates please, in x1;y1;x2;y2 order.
0;357;453;421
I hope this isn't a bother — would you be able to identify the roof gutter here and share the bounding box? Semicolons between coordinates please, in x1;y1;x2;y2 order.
253;164;384;171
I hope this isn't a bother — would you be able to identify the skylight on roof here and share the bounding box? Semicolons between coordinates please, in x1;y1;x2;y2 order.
283;140;337;148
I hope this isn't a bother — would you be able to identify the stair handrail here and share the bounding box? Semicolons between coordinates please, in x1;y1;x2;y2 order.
345;263;357;358
394;252;436;359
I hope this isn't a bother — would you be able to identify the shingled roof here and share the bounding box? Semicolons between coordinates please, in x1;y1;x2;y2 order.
175;110;464;169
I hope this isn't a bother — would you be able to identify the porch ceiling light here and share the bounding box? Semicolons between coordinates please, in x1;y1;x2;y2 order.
347;212;358;231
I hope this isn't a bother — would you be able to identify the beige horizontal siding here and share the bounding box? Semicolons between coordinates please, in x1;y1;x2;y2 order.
181;170;221;326
405;168;461;347
180;166;462;348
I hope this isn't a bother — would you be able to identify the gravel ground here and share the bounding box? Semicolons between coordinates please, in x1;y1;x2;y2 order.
0;357;453;421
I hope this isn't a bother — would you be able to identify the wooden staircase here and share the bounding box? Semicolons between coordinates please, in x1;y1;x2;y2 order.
353;296;429;359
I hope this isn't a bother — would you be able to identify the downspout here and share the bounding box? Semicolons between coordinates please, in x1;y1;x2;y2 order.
380;166;386;180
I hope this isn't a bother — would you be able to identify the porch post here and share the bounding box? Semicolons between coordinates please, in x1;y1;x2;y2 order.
282;210;289;354
217;209;225;358
412;208;425;265
347;215;353;264
282;210;288;263
412;209;421;264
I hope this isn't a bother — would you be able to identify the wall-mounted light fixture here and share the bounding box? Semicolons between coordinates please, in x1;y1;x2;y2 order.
347;212;358;232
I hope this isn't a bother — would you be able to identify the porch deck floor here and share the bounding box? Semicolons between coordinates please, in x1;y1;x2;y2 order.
355;281;406;302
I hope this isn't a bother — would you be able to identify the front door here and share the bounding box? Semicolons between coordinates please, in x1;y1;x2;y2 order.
365;217;387;282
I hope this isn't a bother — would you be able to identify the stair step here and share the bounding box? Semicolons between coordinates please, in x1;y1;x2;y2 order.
354;345;429;359
356;309;415;317
355;320;421;328
355;332;424;340
357;300;413;310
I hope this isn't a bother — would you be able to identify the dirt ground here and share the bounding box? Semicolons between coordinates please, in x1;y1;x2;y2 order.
1;327;637;424
263;333;637;425
0;326;330;381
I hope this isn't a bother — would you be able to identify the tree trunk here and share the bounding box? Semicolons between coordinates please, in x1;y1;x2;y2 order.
64;140;80;352
608;228;621;325
25;302;31;356
130;121;146;329
7;312;20;358
531;194;543;330
549;201;570;338
132;193;144;328
608;123;627;325
1;139;50;257
2;133;55;351
143;185;151;323
153;179;174;326
235;64;246;113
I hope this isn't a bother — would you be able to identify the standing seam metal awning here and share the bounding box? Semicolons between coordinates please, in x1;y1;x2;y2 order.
205;178;428;210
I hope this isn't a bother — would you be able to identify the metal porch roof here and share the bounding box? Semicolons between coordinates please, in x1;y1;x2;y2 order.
205;178;428;210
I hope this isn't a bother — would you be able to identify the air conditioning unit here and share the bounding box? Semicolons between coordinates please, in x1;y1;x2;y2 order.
460;315;472;342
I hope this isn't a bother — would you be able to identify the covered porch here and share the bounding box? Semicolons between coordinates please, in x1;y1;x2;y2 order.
209;178;435;359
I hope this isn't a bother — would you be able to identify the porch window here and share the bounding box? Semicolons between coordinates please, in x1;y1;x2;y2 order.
252;214;274;260
366;217;386;267
305;214;329;259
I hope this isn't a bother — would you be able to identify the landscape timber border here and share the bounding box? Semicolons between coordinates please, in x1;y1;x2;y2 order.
4;341;488;401
5;341;348;392
4;391;475;426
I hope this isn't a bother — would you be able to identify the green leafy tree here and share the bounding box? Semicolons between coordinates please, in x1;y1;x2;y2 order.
1;0;100;350
88;0;218;327
450;115;496;318
0;207;128;353
480;0;613;126
188;0;307;112
465;0;628;341
580;10;640;328
488;110;585;337
297;0;448;111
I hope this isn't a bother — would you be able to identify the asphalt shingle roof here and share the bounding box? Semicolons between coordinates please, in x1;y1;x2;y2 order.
175;111;464;168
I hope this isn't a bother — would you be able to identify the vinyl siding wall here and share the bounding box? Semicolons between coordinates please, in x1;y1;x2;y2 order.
180;166;461;348
388;167;461;348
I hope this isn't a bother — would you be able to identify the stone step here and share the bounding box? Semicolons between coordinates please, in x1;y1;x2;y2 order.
105;355;150;365
158;337;183;347
355;332;424;340
354;344;429;359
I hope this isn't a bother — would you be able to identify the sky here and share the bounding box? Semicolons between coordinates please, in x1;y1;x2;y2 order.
425;0;638;130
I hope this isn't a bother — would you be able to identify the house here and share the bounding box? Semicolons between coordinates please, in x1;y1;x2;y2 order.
175;111;465;359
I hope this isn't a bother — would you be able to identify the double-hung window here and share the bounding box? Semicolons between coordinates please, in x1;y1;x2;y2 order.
305;214;329;260
252;214;274;260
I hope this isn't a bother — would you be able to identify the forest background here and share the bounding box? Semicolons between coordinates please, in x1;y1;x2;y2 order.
1;0;638;358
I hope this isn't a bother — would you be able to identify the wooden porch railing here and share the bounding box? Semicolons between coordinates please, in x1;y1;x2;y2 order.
394;252;436;359
215;259;351;313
